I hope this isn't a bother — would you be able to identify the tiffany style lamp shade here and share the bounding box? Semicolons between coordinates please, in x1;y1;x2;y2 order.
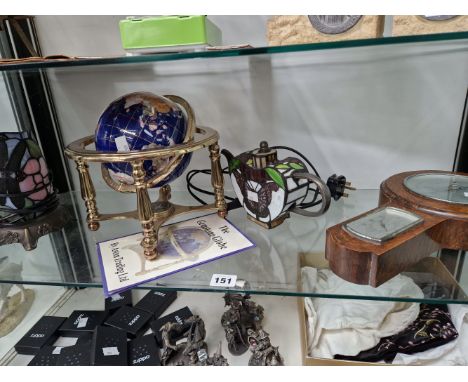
0;132;67;249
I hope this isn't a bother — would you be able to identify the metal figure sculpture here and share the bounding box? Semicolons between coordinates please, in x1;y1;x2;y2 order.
247;329;284;366
206;342;229;366
221;293;264;355
160;315;208;366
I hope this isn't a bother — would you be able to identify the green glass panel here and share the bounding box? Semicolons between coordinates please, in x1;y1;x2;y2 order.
0;31;467;72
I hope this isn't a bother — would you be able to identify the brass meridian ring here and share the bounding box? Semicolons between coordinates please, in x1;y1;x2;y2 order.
66;126;218;193
65;126;218;162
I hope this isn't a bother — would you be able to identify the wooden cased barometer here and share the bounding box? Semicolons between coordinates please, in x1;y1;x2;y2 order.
326;170;468;287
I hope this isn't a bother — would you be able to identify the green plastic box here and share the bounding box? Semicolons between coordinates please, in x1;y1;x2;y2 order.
119;16;222;53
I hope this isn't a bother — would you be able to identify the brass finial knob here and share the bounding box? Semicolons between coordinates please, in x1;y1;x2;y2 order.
259;141;269;152
252;141;277;169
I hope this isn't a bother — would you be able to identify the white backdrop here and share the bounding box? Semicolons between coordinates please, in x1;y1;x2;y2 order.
33;15;468;191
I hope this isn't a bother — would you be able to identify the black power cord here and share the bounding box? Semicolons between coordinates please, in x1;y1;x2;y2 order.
186;167;241;210
185;146;353;210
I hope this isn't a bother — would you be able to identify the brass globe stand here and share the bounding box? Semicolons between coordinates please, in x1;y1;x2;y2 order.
64;124;227;261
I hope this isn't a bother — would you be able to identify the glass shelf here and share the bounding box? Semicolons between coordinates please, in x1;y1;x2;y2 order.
0;189;467;305
0;31;468;72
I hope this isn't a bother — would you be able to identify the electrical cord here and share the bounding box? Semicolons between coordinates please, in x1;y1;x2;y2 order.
186;167;241;210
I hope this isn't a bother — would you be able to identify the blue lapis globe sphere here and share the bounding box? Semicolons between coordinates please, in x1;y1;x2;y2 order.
95;92;192;187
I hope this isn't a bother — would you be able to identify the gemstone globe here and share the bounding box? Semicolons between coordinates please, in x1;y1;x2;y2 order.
95;92;192;187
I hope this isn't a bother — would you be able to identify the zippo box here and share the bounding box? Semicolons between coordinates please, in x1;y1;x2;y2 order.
104;306;153;338
27;346;60;366
128;334;161;366
150;306;193;347
119;16;222;54
56;344;92;366
105;290;133;312
75;331;94;346
134;290;177;318
15;316;66;355
91;326;128;366
58;310;108;336
298;253;467;365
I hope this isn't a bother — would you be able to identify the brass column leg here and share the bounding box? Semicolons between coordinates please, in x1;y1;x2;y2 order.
209;143;227;217
132;161;157;260
76;159;100;231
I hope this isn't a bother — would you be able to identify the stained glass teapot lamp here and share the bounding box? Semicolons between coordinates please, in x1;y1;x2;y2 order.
64;92;227;261
326;170;468;287
0;132;68;250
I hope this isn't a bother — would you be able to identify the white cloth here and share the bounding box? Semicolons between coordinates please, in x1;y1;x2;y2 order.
392;304;468;365
302;267;423;359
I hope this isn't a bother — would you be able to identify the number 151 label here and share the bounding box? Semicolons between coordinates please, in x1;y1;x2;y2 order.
210;274;237;287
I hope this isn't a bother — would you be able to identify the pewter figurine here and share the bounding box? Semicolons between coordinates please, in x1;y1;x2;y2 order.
160;314;208;366
204;342;229;366
221;293;264;355
0;258;35;337
247;329;284;366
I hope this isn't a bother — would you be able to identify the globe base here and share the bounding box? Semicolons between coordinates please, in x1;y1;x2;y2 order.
65;126;227;262
88;221;100;231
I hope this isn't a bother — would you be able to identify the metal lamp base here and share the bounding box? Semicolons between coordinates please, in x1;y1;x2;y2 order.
247;213;289;229
0;204;69;250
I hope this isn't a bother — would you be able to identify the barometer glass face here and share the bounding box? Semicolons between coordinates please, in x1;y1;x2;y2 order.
308;15;362;34
343;207;423;244
404;173;468;205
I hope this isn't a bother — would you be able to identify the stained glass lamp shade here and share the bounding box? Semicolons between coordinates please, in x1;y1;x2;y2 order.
0;132;57;225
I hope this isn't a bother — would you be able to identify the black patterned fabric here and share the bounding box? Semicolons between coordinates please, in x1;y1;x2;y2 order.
334;304;458;363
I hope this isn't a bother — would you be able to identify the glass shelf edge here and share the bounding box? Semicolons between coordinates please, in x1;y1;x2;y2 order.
1;190;466;305
1;31;467;72
2;279;467;305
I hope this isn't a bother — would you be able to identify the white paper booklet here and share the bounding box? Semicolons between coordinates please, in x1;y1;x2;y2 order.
97;213;255;296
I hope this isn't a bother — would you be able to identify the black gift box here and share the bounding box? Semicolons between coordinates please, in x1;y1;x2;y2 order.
134;290;177;318
56;344;92;366
104;306;153;338
105;290;133;312
27;346;61;366
128;334;161;366
76;331;94;346
91;326;128;366
58;310;108;336
150;306;193;347
15;316;66;355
